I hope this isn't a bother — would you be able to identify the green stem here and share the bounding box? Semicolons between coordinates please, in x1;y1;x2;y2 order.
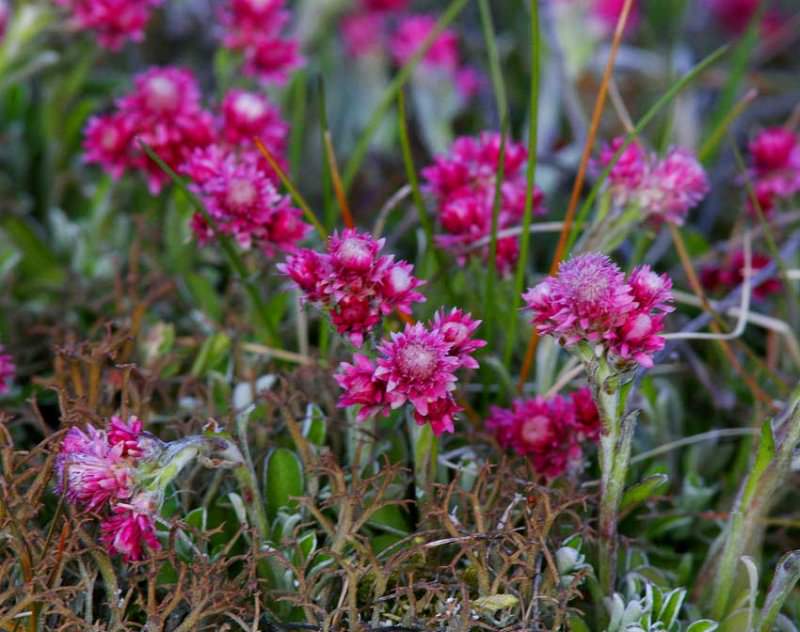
483;123;507;352
505;0;541;366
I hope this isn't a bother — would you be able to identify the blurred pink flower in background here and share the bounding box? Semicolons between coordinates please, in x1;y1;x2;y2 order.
707;0;783;37
0;0;9;40
0;345;15;396
747;127;800;215
701;250;782;300
487;387;602;478
55;0;164;50
423;132;546;275
341;12;386;58
390;14;460;70
220;90;289;152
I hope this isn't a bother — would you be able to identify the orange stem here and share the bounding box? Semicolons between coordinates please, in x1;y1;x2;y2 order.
323;131;355;229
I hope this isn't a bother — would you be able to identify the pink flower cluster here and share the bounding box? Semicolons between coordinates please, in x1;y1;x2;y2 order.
746;127;800;217
220;0;303;85
701;250;781;300
0;345;14;396
55;0;163;50
336;309;485;435
707;0;783;37
422;132;546;275
55;417;162;561
524;253;674;368
596;138;710;225
487;387;602;478
84;67;216;194
182;146;309;256
280;229;425;346
340;8;479;98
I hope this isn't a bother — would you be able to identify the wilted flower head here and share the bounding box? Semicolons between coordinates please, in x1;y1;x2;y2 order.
280;229;425;346
487;387;602;478
55;0;163;50
423;132;546;274
182;145;309;255
100;494;161;561
84;66;215;193
0;345;14;396
524;253;673;368
701;250;781;300
335;312;484;436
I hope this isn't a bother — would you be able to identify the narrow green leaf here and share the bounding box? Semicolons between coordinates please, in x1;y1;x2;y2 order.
620;473;670;514
758;550;800;632
301;403;327;447
366;504;412;536
263;448;304;520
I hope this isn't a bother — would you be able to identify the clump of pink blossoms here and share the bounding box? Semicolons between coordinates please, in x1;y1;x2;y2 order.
487;387;602;478
701;250;781;300
55;0;163;51
55;416;163;561
746;127;800;217
422;132;546;275
0;345;15;396
83;66;215;193
524;253;674;368
595;137;710;225
181;146;309;255
220;0;303;85
280;229;425;346
336;309;485;436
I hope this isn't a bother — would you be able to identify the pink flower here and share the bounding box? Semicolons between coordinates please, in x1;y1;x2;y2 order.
361;0;408;11
100;494;161;561
595;137;648;202
487;390;600;478
639;148;710;225
0;1;10;40
181;146;310;255
107;415;161;459
524;253;673;368
390;15;460;71
280;229;425;345
708;0;783;37
83;66;215;193
374;323;461;416
423;132;546;274
220;90;289;153
0;345;15;396
590;0;640;36
701;250;781;300
55;425;136;511
335;354;388;421
431;308;487;369
341;12;386;59
221;0;304;85
55;0;163;50
747;127;800;204
335;313;484;435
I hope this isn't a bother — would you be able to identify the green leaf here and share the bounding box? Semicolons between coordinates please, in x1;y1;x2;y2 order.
185;272;223;323
366;504;411;536
263;448;304;521
687;621;719;632
758;550;800;632
301;403;327;447
567;614;592;632
657;587;687;629
742;420;776;505
190;333;231;378
620;473;670;514
473;594;518;614
185;507;207;532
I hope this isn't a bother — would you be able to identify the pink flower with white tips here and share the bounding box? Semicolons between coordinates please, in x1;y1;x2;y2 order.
55;0;163;51
83;66;215;193
281;229;425;345
220;90;289;153
524;253;673;368
182;145;310;255
335;354;389;422
335;312;484;436
100;493;161;561
423;132;546;274
374;323;461;416
639;148;710;225
55;425;136;511
0;345;15;396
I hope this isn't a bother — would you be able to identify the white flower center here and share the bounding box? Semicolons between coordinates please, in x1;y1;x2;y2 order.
398;343;436;380
234;93;266;121
145;77;179;112
227;179;257;208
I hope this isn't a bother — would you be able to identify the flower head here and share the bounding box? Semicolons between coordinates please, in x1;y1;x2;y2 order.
746;127;800;207
220;90;289;153
638;148;710;225
55;0;163;50
341;12;386;58
100;493;161;561
281;229;425;345
182;145;310;255
0;345;15;396
595;137;648;202
335;354;389;421
701;250;781;300
487;389;600;478
423;132;546;274
431;308;486;369
524;253;673;368
390;15;460;70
